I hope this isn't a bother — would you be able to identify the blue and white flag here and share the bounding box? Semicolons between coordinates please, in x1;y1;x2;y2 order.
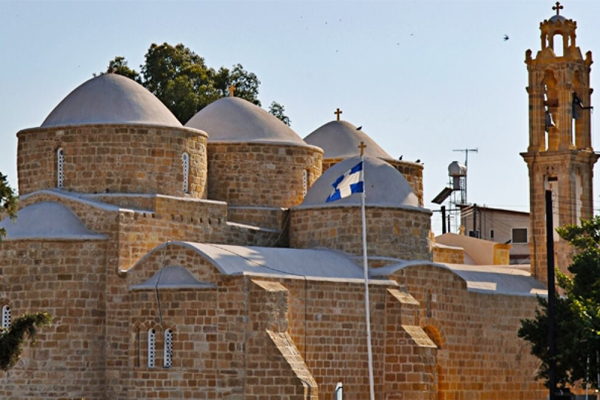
326;161;364;203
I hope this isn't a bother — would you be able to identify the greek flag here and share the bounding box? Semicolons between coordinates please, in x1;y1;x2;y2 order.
326;161;364;203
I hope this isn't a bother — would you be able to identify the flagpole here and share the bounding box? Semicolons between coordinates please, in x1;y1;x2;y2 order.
359;146;376;400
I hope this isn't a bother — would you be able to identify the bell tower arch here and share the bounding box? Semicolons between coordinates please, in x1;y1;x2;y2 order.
521;2;598;284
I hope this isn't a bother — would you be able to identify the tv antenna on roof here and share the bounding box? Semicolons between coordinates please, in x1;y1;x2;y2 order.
452;148;478;204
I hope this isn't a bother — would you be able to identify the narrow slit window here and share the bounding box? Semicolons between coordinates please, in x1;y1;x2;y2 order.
164;329;173;368
1;306;10;329
57;148;64;188
182;153;190;193
302;170;308;196
148;328;156;368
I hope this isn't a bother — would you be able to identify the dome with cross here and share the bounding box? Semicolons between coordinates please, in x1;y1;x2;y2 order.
304;120;392;160
298;156;419;208
185;96;308;146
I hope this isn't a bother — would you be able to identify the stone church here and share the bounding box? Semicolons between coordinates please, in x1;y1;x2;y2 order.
0;5;592;400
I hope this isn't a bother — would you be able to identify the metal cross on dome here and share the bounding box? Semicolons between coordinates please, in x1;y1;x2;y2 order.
334;108;343;121
552;1;563;16
228;84;236;97
358;141;367;156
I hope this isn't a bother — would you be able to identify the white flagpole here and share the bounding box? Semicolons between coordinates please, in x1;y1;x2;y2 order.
359;148;376;400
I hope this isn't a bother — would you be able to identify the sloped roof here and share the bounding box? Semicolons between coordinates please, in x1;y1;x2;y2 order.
131;242;365;279
372;261;546;296
185;97;307;145
298;156;420;209
41;74;181;128
304;120;392;160
0;202;106;240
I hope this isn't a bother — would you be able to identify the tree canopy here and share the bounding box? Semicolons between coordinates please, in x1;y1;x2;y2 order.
103;43;290;125
0;312;52;371
0;172;18;240
519;216;600;390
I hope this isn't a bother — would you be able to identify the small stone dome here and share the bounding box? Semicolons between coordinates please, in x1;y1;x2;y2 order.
185;97;306;145
300;156;419;208
41;74;182;128
304;120;392;160
549;14;567;23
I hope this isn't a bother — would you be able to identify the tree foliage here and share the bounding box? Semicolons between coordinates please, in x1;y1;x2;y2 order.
268;101;291;126
0;173;18;240
0;312;52;371
519;216;600;389
103;43;290;125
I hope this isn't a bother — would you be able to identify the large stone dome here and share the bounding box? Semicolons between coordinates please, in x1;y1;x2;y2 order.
185;97;306;145
41;74;182;128
299;156;419;208
304;120;392;160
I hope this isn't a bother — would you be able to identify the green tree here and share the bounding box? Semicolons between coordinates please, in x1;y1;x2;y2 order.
519;216;600;390
106;56;140;82
268;101;291;126
0;177;52;371
0;312;52;371
103;43;290;124
0;173;18;240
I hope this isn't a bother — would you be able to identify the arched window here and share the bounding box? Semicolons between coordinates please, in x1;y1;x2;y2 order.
148;328;156;368
164;329;173;368
1;306;10;329
182;153;190;193
57;148;64;188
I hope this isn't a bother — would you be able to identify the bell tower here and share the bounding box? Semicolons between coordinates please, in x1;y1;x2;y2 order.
521;2;598;284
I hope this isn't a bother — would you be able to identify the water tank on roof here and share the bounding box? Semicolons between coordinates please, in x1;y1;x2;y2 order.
448;161;467;177
448;161;467;190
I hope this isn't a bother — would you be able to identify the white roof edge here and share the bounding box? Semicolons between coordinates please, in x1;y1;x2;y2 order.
82;192;228;207
228;205;287;211
21;189;153;213
225;221;280;233
24;123;207;136
235;271;399;285
209;140;324;152
467;288;547;297
0;234;107;241
292;203;431;214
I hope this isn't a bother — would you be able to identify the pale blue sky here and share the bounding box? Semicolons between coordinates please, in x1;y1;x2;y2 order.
1;0;599;232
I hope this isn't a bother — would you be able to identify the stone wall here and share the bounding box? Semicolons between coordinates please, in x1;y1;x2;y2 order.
207;142;323;208
392;264;547;400
0;239;108;400
432;244;465;264
20;192;284;273
290;206;432;261
323;158;424;206
17;124;207;198
282;278;437;400
126;244;438;400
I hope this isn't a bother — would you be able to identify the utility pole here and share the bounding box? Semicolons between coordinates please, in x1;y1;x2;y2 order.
546;190;557;400
453;148;478;204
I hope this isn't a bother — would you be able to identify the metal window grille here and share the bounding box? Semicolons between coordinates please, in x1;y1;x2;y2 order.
302;170;308;196
57;148;64;188
182;153;189;193
148;329;156;368
164;329;173;368
1;306;10;329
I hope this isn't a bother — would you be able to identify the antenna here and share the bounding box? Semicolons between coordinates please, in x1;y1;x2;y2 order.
452;148;478;204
